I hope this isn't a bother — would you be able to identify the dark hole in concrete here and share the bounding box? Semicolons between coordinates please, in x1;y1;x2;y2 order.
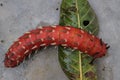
0;3;3;6
56;8;59;10
1;40;5;43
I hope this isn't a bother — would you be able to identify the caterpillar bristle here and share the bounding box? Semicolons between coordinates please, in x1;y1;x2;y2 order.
72;49;75;51
105;43;108;46
64;47;66;49
106;45;110;49
44;47;47;49
28;54;31;59
105;43;110;49
100;39;103;45
89;58;96;65
35;50;39;54
22;58;26;64
55;46;57;49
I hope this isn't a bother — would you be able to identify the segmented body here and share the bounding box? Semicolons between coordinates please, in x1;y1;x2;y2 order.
4;25;107;68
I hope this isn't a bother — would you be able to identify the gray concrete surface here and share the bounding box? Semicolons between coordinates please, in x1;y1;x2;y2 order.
0;0;120;80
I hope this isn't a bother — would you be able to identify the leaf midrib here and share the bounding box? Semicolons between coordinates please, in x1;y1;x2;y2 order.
75;0;81;28
75;0;83;80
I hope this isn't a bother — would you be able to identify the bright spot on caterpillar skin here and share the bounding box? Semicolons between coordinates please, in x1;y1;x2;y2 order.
65;27;71;30
17;55;21;58
32;45;37;50
37;26;43;29
16;55;21;60
51;42;56;45
89;31;92;34
52;37;55;41
18;41;22;45
11;58;15;61
25;32;30;34
51;26;56;28
64;39;67;42
29;34;32;38
92;35;95;38
52;29;55;32
61;44;67;46
85;51;88;53
80;30;85;33
17;60;19;65
12;51;16;55
40;31;43;34
41;38;44;42
14;39;19;42
66;31;69;34
9;49;12;52
31;41;35;44
22;46;26;49
73;47;78;49
24;50;29;54
40;43;46;46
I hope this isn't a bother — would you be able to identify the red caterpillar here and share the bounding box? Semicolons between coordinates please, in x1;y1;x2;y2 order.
4;25;109;68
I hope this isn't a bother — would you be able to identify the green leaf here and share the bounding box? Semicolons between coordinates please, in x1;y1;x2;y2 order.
58;0;99;80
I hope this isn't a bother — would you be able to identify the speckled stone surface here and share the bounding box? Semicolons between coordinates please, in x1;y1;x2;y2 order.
0;0;120;80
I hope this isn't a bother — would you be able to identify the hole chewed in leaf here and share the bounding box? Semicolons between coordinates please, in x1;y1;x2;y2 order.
83;20;90;26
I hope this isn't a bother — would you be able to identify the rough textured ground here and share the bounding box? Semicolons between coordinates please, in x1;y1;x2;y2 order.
0;0;119;80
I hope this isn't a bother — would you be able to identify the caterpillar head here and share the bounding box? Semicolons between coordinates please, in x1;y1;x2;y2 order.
93;43;109;58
